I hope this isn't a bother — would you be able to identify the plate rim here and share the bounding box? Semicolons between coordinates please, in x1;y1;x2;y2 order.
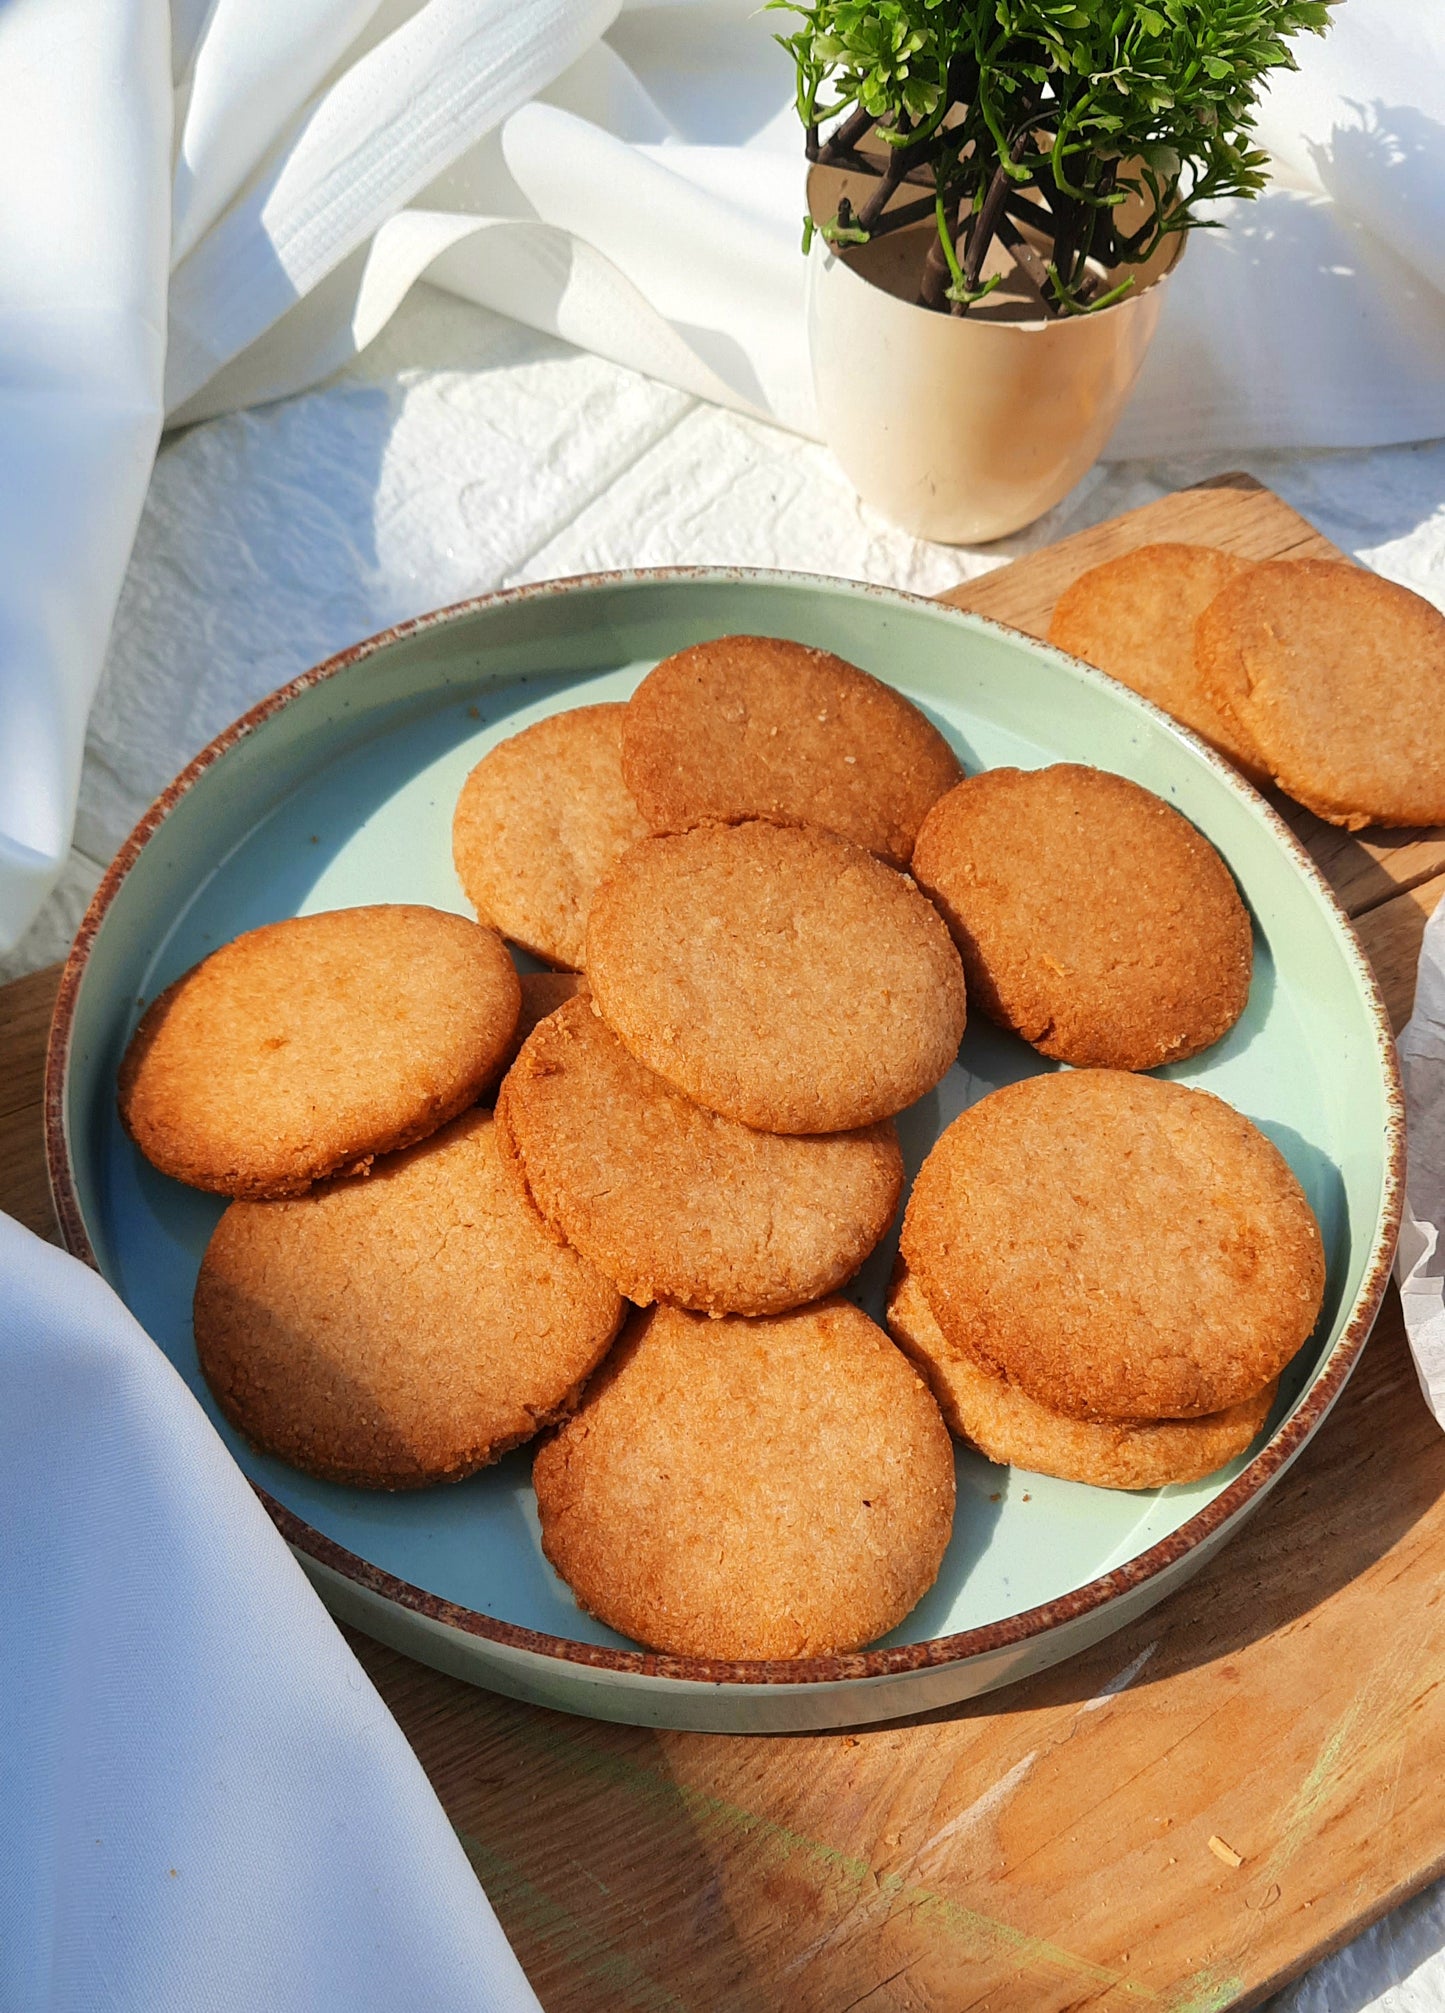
44;564;1406;1692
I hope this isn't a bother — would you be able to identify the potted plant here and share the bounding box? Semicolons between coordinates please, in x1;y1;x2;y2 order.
776;0;1335;541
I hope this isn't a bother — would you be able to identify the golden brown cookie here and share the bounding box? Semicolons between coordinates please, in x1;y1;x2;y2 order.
621;635;963;866
901;1070;1324;1423
194;1108;624;1489
452;704;649;967
910;764;1252;1072
490;969;586;1088
1047;544;1267;780
496;994;902;1315
119;905;520;1199
886;1258;1276;1490
585;820;967;1132
1195;559;1445;829
516;968;585;1037
533;1300;956;1659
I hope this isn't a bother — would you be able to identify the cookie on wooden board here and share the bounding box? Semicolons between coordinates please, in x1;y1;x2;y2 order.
901;1070;1324;1423
453;704;649;968
910;764;1252;1072
1047;543;1266;780
1195;559;1445;829
194;1108;624;1489
886;1258;1276;1491
585;820;968;1133
496;994;903;1315
119;905;520;1199
621;634;963;867
532;1299;956;1660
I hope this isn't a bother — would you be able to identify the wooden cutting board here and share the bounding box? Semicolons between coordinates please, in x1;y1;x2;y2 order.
6;473;1445;2013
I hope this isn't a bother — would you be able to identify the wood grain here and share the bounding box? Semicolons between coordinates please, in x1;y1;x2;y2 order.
1;961;61;1242
6;477;1443;2013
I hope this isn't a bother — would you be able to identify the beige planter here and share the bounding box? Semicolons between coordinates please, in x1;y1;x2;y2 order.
806;161;1183;543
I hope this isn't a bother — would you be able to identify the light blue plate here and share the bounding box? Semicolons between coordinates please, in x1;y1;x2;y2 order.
51;572;1401;1731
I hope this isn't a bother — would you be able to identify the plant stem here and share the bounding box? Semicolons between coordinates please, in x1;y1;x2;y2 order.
919;191;960;309
855;149;908;232
816;105;877;167
994;212;1057;314
962;162;1014;292
860;193;939;240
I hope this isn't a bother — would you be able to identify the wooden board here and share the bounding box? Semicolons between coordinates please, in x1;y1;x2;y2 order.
6;474;1445;2013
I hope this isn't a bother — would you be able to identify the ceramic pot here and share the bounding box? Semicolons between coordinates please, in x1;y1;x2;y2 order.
806;161;1183;543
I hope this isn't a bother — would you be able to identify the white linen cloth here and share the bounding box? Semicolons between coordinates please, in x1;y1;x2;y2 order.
0;1211;541;2013
1397;899;1445;1424
4;0;1445;955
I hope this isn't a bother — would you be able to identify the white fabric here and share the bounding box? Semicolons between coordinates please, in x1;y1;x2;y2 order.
0;0;169;952
4;0;1445;954
0;1210;541;2013
1396;897;1445;1424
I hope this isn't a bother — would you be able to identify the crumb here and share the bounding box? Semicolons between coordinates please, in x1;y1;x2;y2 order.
1208;1834;1244;1868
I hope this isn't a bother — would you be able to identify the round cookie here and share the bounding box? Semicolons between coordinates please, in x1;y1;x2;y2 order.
585;820;968;1132
532;1299;956;1660
621;635;963;867
491;969;587;1087
1047;544;1267;780
886;1259;1276;1491
496;994;903;1315
910;764;1252;1072
453;704;649;967
901;1070;1325;1423
194;1107;624;1489
119;905;520;1199
1194;559;1445;829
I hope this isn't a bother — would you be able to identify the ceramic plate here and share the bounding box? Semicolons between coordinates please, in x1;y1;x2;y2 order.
47;571;1402;1733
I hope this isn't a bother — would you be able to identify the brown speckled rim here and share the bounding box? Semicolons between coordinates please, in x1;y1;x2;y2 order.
44;566;1405;1691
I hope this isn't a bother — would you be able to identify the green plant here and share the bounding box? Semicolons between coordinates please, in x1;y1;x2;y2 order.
775;0;1335;314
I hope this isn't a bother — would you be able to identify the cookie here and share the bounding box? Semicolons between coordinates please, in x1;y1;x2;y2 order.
886;1258;1276;1490
453;704;649;967
496;994;902;1315
910;764;1251;1072
1047;544;1267;781
585;820;968;1132
1195;559;1445;829
621;635;962;866
194;1108;624;1489
491;969;586;1085
533;1300;955;1660
119;905;520;1198
901;1070;1325;1422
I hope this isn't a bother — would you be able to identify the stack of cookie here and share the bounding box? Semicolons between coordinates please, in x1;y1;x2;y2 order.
120;905;628;1490
1049;546;1445;830
467;639;971;1659
891;761;1324;1482
115;627;1331;1663
891;1072;1324;1491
